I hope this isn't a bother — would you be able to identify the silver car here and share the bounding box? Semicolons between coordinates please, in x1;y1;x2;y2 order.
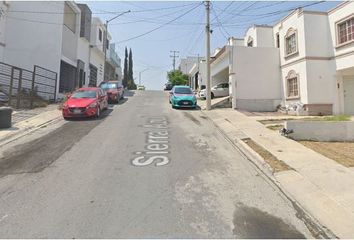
199;82;229;99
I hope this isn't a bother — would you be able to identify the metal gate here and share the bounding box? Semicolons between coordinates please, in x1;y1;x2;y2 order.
0;62;58;109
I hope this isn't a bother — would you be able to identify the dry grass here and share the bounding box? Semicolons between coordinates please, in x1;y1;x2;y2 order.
299;141;354;167
243;139;291;172
266;124;284;131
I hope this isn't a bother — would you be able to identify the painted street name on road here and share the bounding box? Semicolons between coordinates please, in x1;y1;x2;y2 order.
132;116;170;167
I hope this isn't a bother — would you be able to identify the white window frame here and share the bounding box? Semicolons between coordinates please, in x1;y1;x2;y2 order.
336;14;354;47
284;28;298;58
286;70;300;99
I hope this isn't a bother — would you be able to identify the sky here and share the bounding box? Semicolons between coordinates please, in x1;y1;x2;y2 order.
81;1;341;90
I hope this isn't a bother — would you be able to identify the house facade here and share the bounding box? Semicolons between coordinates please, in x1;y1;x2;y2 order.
0;1;122;99
208;1;354;115
329;1;354;115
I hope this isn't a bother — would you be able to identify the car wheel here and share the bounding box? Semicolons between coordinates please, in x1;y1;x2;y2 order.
63;117;69;121
211;92;214;99
96;107;100;118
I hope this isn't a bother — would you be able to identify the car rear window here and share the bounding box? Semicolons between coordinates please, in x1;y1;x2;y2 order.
174;87;192;94
100;82;118;89
71;90;97;99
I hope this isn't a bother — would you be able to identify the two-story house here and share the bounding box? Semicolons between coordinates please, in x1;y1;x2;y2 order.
209;1;353;115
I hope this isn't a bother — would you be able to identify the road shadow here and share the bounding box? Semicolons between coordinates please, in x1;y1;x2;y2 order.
173;105;201;111
64;108;113;122
124;90;135;97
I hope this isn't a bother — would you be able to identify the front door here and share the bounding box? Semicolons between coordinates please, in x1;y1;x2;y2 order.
343;77;354;115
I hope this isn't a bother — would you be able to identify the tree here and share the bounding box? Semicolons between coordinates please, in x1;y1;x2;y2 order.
123;47;128;88
127;48;136;89
167;70;189;86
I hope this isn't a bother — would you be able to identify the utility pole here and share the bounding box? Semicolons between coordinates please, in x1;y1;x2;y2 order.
169;50;179;71
104;10;130;81
205;0;211;110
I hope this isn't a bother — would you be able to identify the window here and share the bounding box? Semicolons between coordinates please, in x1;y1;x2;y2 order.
276;33;280;48
99;29;102;42
337;17;354;45
106;39;109;50
285;28;297;56
286;71;299;98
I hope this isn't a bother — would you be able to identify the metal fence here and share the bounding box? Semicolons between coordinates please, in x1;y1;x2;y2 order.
0;62;57;109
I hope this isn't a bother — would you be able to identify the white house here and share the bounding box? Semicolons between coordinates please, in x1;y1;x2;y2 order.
275;1;354;115
328;1;354;115
209;1;353;115
1;2;98;97
188;58;206;91
210;32;282;111
89;17;105;87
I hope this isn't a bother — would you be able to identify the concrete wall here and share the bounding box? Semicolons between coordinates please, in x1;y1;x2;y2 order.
77;38;90;86
306;60;337;104
0;1;8;62
3;1;64;73
233;46;281;111
90;48;104;86
285;120;354;141
303;13;333;57
256;27;274;47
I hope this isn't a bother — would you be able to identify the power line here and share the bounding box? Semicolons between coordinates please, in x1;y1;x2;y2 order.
6;2;199;15
113;3;203;44
211;3;230;40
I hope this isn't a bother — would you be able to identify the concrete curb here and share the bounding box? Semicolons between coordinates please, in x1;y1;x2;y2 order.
201;110;337;239
0;115;62;148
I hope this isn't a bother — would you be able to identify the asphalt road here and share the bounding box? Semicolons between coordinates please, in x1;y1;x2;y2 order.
0;90;312;238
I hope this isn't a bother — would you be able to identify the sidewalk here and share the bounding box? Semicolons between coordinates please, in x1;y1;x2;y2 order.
0;104;62;147
203;108;354;238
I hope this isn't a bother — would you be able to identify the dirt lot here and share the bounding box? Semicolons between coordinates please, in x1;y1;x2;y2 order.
299;141;354;167
243;139;291;172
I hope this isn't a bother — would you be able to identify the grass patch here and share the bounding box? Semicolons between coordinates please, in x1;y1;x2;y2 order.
299;141;354;167
266;124;284;131
243;138;291;172
258;119;294;125
302;115;351;122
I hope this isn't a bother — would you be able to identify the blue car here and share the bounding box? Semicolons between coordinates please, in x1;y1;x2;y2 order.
169;86;197;109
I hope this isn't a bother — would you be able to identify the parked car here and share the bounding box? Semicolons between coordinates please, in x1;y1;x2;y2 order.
169;85;197;109
137;85;146;90
99;81;124;103
164;83;173;91
199;82;229;99
62;87;108;120
0;91;9;106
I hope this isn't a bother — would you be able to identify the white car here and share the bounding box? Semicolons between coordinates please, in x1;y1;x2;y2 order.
199;83;229;99
137;85;145;90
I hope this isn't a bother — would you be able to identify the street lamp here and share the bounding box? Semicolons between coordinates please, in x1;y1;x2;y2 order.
104;10;131;81
139;68;149;86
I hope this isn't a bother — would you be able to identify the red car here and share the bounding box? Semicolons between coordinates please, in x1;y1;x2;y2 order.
99;81;124;103
62;87;108;119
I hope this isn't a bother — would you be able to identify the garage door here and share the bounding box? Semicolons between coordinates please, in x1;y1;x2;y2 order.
343;77;354;115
